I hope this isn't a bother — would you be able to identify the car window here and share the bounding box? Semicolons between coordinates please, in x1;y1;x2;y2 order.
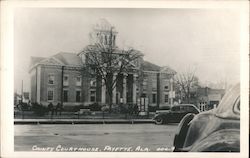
171;106;180;111
233;97;240;115
159;106;170;110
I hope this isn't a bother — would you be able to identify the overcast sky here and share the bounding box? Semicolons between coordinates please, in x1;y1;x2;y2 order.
14;8;241;92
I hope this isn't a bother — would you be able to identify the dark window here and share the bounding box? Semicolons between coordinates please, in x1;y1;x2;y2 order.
48;90;53;101
90;96;95;102
165;94;169;103
171;106;180;112
90;91;96;102
76;91;81;102
48;75;54;84
152;94;157;103
63;90;68;102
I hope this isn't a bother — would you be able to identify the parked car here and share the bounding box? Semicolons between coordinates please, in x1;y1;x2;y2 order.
153;104;200;125
173;83;240;152
155;105;171;114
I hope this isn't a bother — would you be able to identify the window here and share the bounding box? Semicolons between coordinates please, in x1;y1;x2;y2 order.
63;75;69;86
90;90;96;102
48;74;55;85
63;90;68;102
76;90;81;102
90;79;96;87
152;79;157;89
47;89;54;101
171;106;180;112
164;85;169;90
143;79;147;91
165;94;169;103
76;76;82;86
152;94;157;103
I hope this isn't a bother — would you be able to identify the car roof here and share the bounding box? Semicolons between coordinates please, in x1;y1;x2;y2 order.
215;83;240;119
173;104;196;107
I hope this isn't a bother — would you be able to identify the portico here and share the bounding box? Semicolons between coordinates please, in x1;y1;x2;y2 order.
99;73;138;105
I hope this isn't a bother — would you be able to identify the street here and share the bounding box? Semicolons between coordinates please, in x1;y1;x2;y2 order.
15;124;178;152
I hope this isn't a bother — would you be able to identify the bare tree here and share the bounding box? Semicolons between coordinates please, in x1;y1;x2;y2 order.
81;27;142;112
174;67;199;104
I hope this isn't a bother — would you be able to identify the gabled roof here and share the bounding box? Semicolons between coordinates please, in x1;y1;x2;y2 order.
53;52;83;66
30;52;83;71
160;66;177;75
30;57;46;68
142;60;161;71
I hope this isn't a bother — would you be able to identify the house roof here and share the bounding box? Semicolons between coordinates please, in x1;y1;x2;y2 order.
30;52;83;68
142;60;161;71
198;87;225;96
142;61;176;75
53;52;83;66
30;56;46;67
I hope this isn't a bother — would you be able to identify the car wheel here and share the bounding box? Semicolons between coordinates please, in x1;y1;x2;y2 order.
155;117;164;125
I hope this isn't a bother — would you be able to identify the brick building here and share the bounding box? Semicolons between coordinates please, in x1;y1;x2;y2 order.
29;20;176;109
197;87;225;111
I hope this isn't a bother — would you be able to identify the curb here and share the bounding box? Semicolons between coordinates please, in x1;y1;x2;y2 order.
14;119;155;125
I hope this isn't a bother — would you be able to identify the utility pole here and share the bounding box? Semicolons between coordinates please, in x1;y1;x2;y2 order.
21;80;23;103
156;72;160;109
170;78;174;107
61;66;65;107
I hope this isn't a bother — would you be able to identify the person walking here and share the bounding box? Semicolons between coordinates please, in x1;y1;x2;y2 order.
56;103;63;116
48;102;54;118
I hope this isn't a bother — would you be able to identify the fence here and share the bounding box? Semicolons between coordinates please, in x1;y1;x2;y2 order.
14;110;154;120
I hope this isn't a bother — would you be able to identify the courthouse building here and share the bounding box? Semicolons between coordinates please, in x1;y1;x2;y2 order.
29;20;176;109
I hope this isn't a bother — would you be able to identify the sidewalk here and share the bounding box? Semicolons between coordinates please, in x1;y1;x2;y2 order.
14;118;155;124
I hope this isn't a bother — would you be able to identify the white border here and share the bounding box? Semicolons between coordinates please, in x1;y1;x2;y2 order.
1;1;249;158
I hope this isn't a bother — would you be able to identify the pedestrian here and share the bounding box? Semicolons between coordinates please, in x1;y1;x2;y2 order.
48;102;54;117
134;104;139;116
56;103;63;116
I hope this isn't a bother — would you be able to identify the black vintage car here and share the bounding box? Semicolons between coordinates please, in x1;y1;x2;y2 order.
153;104;200;125
173;83;240;152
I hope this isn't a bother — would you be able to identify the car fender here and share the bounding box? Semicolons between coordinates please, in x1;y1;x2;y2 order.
173;113;195;151
190;129;240;152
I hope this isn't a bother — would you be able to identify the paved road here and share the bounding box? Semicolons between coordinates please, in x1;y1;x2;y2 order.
15;124;178;152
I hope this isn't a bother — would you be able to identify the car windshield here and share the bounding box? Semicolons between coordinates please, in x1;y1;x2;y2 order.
215;83;240;119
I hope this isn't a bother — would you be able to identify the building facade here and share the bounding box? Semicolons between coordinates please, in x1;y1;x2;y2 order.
29;20;176;109
197;87;225;111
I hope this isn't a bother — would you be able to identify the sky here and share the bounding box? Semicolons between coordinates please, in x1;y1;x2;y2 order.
14;8;241;92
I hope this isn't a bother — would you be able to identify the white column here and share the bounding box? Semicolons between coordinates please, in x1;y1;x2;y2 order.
133;74;138;104
36;66;41;103
101;76;106;104
170;78;174;107
112;73;117;104
123;74;127;104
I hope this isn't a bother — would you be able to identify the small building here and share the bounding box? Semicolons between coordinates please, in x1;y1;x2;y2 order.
197;87;225;111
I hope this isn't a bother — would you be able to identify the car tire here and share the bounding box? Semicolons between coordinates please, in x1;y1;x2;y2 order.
155;117;164;125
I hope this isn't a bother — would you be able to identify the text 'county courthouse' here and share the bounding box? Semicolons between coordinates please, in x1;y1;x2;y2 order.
29;20;176;109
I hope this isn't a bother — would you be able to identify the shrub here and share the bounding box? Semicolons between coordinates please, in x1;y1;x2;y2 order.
32;103;47;116
148;105;158;112
89;103;102;111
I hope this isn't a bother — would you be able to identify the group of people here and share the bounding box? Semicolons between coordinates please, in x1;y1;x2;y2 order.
48;102;63;116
